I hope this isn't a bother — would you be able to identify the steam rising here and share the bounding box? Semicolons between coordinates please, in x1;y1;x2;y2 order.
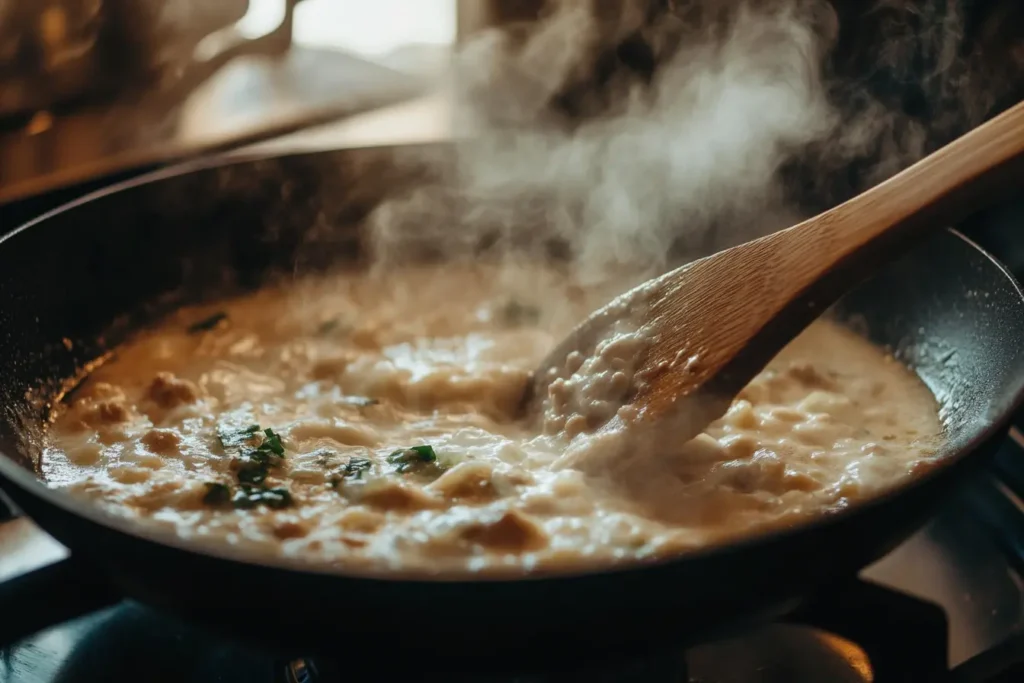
366;0;1021;286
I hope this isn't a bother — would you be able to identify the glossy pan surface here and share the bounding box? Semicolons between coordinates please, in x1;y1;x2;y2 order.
1;145;1023;671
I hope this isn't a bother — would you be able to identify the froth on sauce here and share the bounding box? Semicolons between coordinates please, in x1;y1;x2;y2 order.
42;264;944;576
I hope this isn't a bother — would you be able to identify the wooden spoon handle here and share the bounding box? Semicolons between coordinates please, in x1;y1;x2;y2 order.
834;98;1024;241
637;99;1024;417
779;99;1024;294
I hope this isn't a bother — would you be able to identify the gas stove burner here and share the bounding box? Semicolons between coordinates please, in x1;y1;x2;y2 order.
0;577;996;683
270;581;943;683
277;582;1024;683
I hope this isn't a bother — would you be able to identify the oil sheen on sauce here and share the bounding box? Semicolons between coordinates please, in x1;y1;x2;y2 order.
42;265;944;576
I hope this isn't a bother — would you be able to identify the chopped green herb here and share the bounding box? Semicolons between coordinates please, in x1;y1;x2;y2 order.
236;461;268;486
341;396;379;408
188;312;228;334
218;424;261;449
246;448;274;467
202;482;231;505
218;424;285;458
328;456;374;490
498;300;541;326
261;428;284;457
219;423;287;489
236;448;284;485
343;456;373;480
387;445;437;473
232;486;293;510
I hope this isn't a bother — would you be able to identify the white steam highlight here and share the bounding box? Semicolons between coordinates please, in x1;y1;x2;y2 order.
368;1;840;284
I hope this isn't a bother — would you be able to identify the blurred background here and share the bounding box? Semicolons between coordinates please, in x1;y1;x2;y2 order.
0;0;547;220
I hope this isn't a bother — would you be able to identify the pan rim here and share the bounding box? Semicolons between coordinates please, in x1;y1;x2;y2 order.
0;149;1022;585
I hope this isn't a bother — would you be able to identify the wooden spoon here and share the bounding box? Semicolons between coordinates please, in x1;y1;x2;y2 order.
524;99;1024;466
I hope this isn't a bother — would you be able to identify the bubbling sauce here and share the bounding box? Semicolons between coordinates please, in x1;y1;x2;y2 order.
42;265;943;576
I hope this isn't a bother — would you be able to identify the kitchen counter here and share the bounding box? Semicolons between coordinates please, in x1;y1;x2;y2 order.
236;88;453;154
0;46;425;207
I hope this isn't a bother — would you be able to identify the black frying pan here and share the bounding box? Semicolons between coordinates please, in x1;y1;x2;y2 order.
1;145;1023;674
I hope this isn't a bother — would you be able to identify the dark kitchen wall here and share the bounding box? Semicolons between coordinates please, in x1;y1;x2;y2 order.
459;0;1024;215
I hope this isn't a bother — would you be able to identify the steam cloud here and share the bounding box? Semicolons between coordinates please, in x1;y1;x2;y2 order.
366;0;1022;287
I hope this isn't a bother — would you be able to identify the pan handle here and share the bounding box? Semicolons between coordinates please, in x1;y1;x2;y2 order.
0;555;120;647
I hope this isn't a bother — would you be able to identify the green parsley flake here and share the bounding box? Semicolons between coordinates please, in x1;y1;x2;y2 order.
387;445;437;473
343;456;373;479
202;482;231;505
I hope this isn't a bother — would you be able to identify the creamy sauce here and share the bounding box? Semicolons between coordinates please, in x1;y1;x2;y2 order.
42;265;944;576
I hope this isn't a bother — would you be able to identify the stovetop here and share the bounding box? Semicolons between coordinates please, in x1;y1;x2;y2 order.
2;169;1024;682
2;465;1023;683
